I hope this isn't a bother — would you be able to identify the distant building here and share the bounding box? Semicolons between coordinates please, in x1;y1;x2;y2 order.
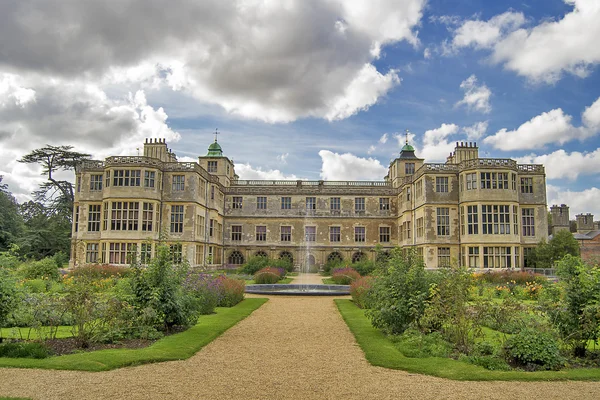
71;138;549;270
549;206;600;263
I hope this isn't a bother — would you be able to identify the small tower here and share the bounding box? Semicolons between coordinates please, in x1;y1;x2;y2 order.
198;130;236;187
576;213;595;234
550;204;570;234
447;142;479;164
388;131;424;188
143;138;177;162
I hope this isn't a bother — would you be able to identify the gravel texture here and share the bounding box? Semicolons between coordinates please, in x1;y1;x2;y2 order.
1;286;600;399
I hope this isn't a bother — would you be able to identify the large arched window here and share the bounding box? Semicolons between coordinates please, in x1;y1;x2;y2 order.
255;251;268;258
279;251;293;264
327;252;343;263
228;251;245;265
352;252;366;263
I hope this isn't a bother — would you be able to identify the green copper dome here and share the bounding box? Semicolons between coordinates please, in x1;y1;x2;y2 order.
206;140;223;157
401;143;415;152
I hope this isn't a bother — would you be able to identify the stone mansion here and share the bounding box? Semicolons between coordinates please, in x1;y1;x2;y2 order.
71;137;548;270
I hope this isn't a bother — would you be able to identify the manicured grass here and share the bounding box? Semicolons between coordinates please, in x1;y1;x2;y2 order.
0;298;267;372
335;299;600;381
0;397;30;400
1;326;74;340
322;278;335;284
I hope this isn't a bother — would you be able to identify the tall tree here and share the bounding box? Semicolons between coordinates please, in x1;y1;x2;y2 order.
17;146;90;258
0;177;24;251
532;230;580;268
18;145;90;215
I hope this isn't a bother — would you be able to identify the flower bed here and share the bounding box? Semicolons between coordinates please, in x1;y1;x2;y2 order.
331;267;360;285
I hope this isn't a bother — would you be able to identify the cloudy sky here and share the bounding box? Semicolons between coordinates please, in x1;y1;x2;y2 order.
1;0;599;217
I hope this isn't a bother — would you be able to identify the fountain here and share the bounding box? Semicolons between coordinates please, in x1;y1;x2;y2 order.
245;207;350;296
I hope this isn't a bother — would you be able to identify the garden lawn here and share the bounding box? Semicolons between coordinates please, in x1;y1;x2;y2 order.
0;298;267;372
335;299;600;381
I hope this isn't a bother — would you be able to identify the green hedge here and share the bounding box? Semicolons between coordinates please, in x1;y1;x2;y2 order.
0;298;267;372
335;299;600;381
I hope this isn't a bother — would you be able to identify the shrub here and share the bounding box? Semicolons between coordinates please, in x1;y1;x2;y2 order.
239;256;271;275
473;270;546;285
254;267;284;284
271;258;294;273
130;245;199;331
21;278;51;293
52;251;70;268
0;342;50;359
183;273;220;315
0;269;19;331
350;276;373;309
214;276;245;307
366;249;432;335
352;260;376;276
20;257;60;280
421;266;481;353
332;268;360;285
459;354;511;371
541;255;600;357
70;264;131;280
391;329;452;358
0;245;21;269
322;259;344;276
503;329;564;370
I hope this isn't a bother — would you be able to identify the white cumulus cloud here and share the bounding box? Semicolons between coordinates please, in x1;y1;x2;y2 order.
451;11;526;51
455;75;492;114
444;1;600;84
420;123;460;162
484;96;600;151
517;148;600;180
463;121;488;140
235;163;299;181
319;150;388;180
547;185;600;218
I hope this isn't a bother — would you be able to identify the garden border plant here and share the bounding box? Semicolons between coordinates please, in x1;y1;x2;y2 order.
0;298;267;371
335;299;600;381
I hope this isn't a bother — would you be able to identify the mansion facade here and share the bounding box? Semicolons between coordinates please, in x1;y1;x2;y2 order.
71;137;548;270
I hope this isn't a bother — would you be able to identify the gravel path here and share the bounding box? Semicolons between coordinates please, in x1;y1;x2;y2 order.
1;293;600;399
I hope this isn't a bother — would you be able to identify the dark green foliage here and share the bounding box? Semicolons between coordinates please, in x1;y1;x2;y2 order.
0;342;50;359
17;201;72;260
0;245;21;270
239;256;292;275
531;230;580;268
130;245;199;331
0;180;24;252
542;255;600;357
351;260;376;276
239;256;270;275
0;269;18;330
52;251;69;268
322;259;344;275
421;266;481;353
19;258;60;280
503;329;564;370
366;249;432;335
